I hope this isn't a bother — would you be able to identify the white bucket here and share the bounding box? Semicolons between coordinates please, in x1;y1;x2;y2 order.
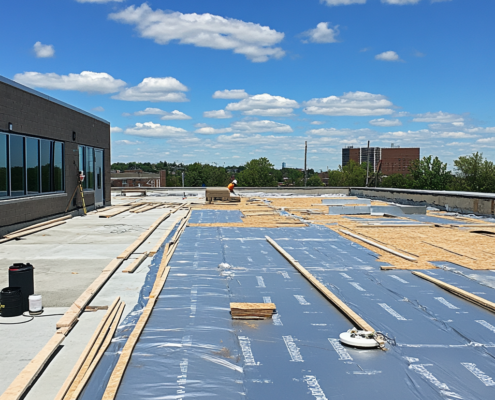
29;294;43;314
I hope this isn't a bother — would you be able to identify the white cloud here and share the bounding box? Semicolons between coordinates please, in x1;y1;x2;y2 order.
161;111;192;120
413;111;464;123
311;121;326;125
114;140;142;145
436;131;478;139
375;51;401;62
431;0;452;2
465;127;495;134
302;22;339;44
231;120;293;134
321;0;366;5
110;126;123;133
77;0;123;3
369;118;402;127
303;91;394;116
196;127;233;135
124;122;188;138
446;142;465;146
109;4;285;62
381;0;420;4
194;123;209;128
307;127;371;136
212;89;248;99
134;108;166;116
14;71;126;94
92;106;105;112
477;137;495;144
113;77;188;102
243;108;294;117
33;42;54;58
226;94;299;116
203;110;233;119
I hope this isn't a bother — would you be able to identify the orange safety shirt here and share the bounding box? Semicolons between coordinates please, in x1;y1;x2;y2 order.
228;183;235;192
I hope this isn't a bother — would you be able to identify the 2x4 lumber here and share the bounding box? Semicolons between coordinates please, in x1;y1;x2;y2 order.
122;252;150;273
117;204;184;260
62;300;123;400
356;224;433;228
149;220;179;256
54;298;121;400
56;259;124;329
0;333;65;400
102;268;170;400
66;302;126;400
133;204;160;213
98;206;132;218
412;271;495;313
1;220;68;243
265;236;376;333
340;229;417;262
4;215;72;237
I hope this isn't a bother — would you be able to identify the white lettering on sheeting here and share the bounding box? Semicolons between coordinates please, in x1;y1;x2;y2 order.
294;295;311;305
476;320;495;333
283;335;304;362
378;303;407;321
461;363;495;386
256;276;266;288
272;314;283;326
263;296;272;303
303;375;328;400
328;338;352;361
390;275;409;284
349;282;366;292
239;336;259;366
435;297;459;310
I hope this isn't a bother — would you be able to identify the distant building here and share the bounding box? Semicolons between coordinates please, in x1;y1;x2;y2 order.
342;145;420;176
282;162;286;169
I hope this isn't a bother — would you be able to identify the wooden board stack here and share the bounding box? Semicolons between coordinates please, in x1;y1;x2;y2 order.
230;302;276;320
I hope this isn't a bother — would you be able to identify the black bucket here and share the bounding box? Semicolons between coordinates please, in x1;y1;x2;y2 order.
0;287;23;317
9;263;34;312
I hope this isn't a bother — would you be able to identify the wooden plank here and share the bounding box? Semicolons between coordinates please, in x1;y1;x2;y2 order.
412;271;495;313
56;259;124;329
4;215;72;237
340;229;417;262
356;224;433;228
102;269;170;400
122;252;149;273
266;236;376;333
2;221;67;242
54;298;120;400
149;220;179;256
98;206;132;218
133;204;160;214
66;302;126;400
0;333;65;400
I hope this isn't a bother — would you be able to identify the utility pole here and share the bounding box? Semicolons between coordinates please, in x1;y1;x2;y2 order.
365;140;370;187
304;141;308;187
181;172;185;187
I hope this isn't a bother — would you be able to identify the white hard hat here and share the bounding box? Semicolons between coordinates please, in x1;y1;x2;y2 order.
233;180;237;184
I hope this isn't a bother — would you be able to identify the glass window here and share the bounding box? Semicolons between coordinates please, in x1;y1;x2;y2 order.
0;134;7;197
10;135;25;196
85;147;94;190
53;142;64;191
40;139;52;193
26;137;40;194
79;145;86;189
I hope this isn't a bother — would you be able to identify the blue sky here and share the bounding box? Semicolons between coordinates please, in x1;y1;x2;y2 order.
1;0;494;171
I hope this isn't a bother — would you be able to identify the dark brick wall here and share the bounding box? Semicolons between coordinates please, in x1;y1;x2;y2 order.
381;148;420;176
0;79;111;228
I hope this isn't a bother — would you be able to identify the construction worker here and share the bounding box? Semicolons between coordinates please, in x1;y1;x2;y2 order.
228;179;237;193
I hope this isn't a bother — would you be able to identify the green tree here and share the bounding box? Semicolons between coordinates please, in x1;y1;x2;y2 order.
452;152;495;193
326;161;367;187
380;173;411;189
408;155;451;190
306;174;324;186
237;158;277;187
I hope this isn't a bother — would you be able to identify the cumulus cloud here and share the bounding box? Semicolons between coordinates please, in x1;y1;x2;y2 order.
307;127;371;136
92;106;105;112
212;89;248;99
109;4;285;62
381;0;420;4
413;111;464;123
113;77;188;102
124;122;188;138
110;127;123;133
195;126;233;134
369;118;402;127
436;131;478;139
301;22;340;44
134;108;166;116
114;140;142;145
226;93;299;116
477;137;495;144
160;111;191;120
375;51;401;62
303;91;394;116
465;127;495;134
321;0;366;5
311;121;326;125
231;120;293;134
203;110;233;119
14;71;126;94
33;42;54;58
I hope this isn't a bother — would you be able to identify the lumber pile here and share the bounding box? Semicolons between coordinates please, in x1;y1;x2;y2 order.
230;302;276;319
0;215;72;244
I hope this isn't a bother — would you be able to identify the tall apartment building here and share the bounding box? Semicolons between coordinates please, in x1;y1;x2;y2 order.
342;145;420;176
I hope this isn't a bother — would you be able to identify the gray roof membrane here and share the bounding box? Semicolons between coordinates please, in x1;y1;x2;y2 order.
81;211;495;399
189;209;244;223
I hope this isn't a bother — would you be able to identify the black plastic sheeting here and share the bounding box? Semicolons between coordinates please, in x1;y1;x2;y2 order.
82;211;495;399
189;209;244;223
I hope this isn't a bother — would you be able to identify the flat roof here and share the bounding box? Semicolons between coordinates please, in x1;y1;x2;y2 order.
0;75;110;125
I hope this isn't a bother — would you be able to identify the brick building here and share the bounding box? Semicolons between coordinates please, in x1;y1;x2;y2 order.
342;145;420;176
0;75;111;228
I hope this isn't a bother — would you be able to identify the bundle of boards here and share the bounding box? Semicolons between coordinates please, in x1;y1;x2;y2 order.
230;302;276;320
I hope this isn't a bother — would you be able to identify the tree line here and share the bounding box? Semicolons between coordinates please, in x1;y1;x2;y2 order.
112;152;495;192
